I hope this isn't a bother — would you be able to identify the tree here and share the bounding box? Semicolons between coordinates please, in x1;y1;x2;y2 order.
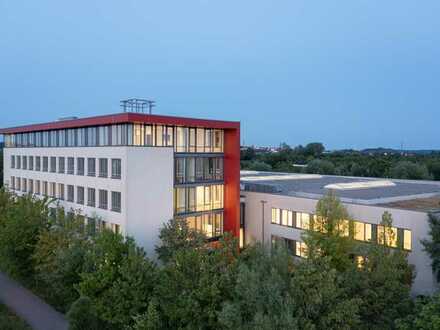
396;294;440;330
302;191;355;272
390;161;431;180
78;230;157;328
67;296;102;330
131;299;162;330
32;208;89;311
155;235;239;329
305;159;335;175
304;142;325;157
155;217;206;264
421;213;440;282
0;191;50;283
428;161;440;180
219;245;298;329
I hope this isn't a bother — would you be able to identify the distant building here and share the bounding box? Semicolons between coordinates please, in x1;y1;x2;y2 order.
240;171;440;295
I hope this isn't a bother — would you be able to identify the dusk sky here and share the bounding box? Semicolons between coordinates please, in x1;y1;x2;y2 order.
1;1;439;150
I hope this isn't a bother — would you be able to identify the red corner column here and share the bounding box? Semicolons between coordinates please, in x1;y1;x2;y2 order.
223;125;240;238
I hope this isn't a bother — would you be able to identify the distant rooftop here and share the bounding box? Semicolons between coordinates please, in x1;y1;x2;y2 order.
240;171;440;212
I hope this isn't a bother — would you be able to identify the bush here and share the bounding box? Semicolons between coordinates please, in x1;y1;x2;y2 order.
67;296;102;330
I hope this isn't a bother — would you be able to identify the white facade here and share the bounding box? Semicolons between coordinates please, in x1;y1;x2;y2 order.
3;146;174;256
242;190;439;296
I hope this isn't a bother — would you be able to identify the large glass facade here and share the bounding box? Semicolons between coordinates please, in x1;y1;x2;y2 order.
4;124;224;153
173;184;223;215
180;211;223;238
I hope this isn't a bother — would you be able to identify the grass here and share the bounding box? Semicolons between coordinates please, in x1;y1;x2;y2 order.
0;303;31;330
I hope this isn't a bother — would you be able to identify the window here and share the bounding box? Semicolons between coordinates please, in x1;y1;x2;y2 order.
10;176;15;190
42;181;48;196
271;208;281;225
175;158;185;183
50;182;56;198
281;210;294;227
296;241;308;258
67;157;74;174
36;156;41;171
112;224;121;234
11;155;15;168
296;212;310;230
16;177;21;191
22;178;27;192
87;217;96;235
354;221;372;242
29;179;34;193
133;124;144;146
35;180;40;195
184;212;223;238
87;188;95;207
98;126;109;146
99;158;108;178
22;156;27;170
87;158;96;176
43;157;48;172
67;185;74;202
29;156;34;170
111;191;121;212
111;159;121;179
50;157;56;173
77;186;85;205
213;129;223;152
16;156;21;169
77;158;85;175
98;189;108;209
403;229;412;251
377;225;398;248
58;183;64;200
58;157;65;173
175;127;187;152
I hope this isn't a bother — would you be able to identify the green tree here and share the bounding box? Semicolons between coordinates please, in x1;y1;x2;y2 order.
67;296;102;330
32;208;89;311
390;161;431;180
396;294;440;330
302;191;355;272
78;230;157;328
305;159;335;175
304;142;325;157
131;299;162;330
219;245;298;330
0;191;50;282
155;217;206;264
421;213;440;282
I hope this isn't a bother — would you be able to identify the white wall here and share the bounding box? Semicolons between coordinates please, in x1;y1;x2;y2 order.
242;190;439;296
3;146;174;257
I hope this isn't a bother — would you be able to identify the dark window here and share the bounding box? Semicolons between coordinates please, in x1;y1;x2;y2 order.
87;188;95;207
11;155;15;169
29;156;34;170
87;158;96;176
50;157;56;173
99;189;108;209
67;157;74;174
16;156;21;169
43;157;48;172
36;156;41;171
111;191;121;212
77;186;85;205
67;185;74;202
111;159;121;179
99;158;108;178
58;157;65;173
77;158;85;175
22;156;27;170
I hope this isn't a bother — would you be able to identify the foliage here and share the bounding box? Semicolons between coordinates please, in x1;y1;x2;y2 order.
66;296;103;330
155;234;239;329
132;299;162;330
78;230;157;329
0;303;31;330
0;190;50;283
421;213;440;282
241;143;440;181
396;294;440;330
32;209;90;311
219;245;297;329
390;161;431;180
155;217;206;264
302;191;355;272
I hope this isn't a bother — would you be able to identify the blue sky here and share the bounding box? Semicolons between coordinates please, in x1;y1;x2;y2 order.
1;1;439;150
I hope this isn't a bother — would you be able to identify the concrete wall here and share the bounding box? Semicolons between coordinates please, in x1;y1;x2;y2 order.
242;190;438;296
3;146;174;256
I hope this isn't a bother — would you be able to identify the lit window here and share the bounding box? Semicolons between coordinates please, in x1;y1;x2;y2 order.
295;241;308;258
377;225;398;248
271;208;280;225
297;212;310;230
403;230;412;251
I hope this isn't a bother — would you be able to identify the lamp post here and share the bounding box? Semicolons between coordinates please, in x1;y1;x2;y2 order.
260;200;267;246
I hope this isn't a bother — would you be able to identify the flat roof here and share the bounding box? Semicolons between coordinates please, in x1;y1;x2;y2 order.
0;112;240;134
241;171;440;211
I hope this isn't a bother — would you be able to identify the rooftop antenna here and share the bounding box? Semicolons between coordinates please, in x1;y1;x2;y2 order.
120;98;156;114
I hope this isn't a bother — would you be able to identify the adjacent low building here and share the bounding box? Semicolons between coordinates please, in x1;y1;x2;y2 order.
0;111;241;255
240;170;440;295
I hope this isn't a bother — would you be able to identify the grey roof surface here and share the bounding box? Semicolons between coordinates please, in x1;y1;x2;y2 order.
240;171;440;208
